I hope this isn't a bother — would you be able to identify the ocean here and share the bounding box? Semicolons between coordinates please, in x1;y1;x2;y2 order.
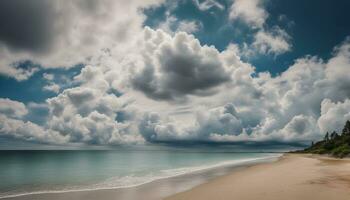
0;147;280;199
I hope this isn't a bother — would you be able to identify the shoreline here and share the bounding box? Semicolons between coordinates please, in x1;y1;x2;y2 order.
1;155;280;200
166;153;350;200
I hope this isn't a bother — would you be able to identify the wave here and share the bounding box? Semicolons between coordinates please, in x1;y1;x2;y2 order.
0;154;281;199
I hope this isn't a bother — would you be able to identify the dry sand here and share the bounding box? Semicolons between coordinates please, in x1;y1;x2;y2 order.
166;154;350;200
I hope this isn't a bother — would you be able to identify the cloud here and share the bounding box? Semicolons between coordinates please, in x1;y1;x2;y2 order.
193;0;225;11
138;112;185;142
46;73;143;144
158;15;202;34
42;72;61;93
2;33;350;146
43;73;54;81
192;103;243;138
0;0;349;147
177;20;203;33
0;62;39;81
324;37;350;98
229;0;268;28
251;27;291;55
0;114;68;144
131;28;242;100
0;0;164;80
277;115;319;141
1;63;142;145
0;98;28;118
0;0;57;53
228;0;292;57
43;83;60;93
25;102;50;125
318;99;350;134
134;37;350;144
0;99;67;144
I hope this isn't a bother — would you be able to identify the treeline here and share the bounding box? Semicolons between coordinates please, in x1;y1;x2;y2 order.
297;120;350;158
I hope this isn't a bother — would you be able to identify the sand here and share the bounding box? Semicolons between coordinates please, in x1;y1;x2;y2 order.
166;154;350;200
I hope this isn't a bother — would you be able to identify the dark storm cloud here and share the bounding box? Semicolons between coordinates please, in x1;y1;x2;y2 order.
132;29;232;101
0;0;58;53
132;59;230;101
161;52;230;93
0;0;107;53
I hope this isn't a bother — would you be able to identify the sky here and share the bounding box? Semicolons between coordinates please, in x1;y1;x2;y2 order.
0;0;350;149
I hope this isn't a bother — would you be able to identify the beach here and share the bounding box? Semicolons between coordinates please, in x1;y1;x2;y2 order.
166;154;350;200
2;153;350;200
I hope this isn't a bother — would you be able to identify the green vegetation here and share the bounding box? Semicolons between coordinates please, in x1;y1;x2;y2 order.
297;120;350;158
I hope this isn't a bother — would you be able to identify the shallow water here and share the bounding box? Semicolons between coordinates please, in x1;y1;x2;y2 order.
0;148;279;198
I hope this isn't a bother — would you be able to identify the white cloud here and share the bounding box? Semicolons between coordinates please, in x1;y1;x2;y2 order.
0;98;67;144
138;112;186;142
43;83;60;93
43;73;54;81
278;115;319;141
0;61;39;81
193;0;225;11
252;27;291;55
228;1;292;57
318;99;350;134
42;72;60;93
45;74;143;144
158;15;178;33
194;103;243;137
0;98;28;118
0;114;68;144
158;15;202;34
229;0;268;28
177;20;203;33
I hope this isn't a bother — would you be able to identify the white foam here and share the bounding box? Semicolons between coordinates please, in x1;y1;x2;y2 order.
0;154;281;199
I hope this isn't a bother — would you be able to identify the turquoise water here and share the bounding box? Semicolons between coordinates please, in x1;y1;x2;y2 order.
0;148;279;198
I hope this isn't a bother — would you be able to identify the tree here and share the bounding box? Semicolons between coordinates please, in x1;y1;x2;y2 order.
330;131;339;140
342;120;350;135
299;121;350;158
324;132;329;141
